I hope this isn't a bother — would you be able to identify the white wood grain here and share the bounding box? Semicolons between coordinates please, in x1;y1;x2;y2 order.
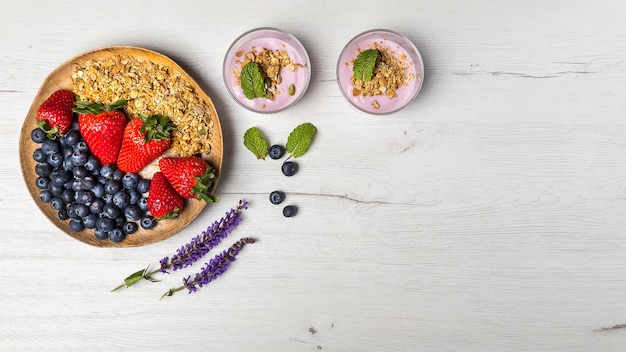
2;0;626;351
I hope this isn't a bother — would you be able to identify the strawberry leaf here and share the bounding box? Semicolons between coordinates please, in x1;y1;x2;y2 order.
285;122;317;159
243;127;269;160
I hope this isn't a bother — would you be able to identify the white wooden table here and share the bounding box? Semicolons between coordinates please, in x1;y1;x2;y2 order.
2;1;626;351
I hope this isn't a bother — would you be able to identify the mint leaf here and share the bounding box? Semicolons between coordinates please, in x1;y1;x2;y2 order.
240;62;266;99
352;49;379;82
285;123;317;159
243;127;269;159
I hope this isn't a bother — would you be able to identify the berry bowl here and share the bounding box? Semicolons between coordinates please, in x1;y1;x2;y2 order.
19;46;223;248
336;29;424;115
223;27;311;113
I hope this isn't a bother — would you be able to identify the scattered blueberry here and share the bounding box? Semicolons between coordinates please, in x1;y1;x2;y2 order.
137;197;149;212
96;217;115;232
128;189;141;205
112;190;130;209
47;153;63;168
122;173;139;190
57;208;69;221
108;228;125;243
100;164;115;179
112;169;124;182
82;214;98;229
79;177;95;191
73;166;89;179
70;151;88;167
137;179;150;193
35;163;52;177
60;189;75;204
41;139;60;155
68;219;85;232
104;180;122;196
74;204;90;218
122;221;138;235
67;203;80;219
269;191;285;205
84;156;100;172
114;216;125;227
89;198;106;215
39;190;53;203
91;183;105;198
75;191;95;205
50;169;71;184
48;181;65;197
94;229;108;240
49;197;64;211
281;161;298;177
282;205;298;217
103;203;121;219
62;147;73;160
269;144;285;159
73;140;89;153
124;204;143;221
31;128;47;143
63;130;81;147
140;215;156;229
33;148;47;163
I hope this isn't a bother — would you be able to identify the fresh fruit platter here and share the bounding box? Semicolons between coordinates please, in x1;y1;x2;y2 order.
18;46;223;248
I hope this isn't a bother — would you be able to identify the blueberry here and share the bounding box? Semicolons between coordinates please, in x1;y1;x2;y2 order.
281;161;298;177
96;217;114;232
31;128;47;143
50;169;72;184
39;190;53;203
128;189;141;205
136;179;150;193
79;177;95;191
89;198;106;215
62;158;74;171
137;197;149;212
62;147;73;160
108;228;125;243
42;139;60;155
122;173;139;190
48;181;65;197
269;191;285;205
112;190;130;209
122;221;138;235
69;219;85;232
36;176;50;189
94;229;108;240
84;156;100;173
46;153;63;168
92;183;105;198
74;204;90;218
124;204;143;221
71;180;83;192
49;197;64;211
282;205;298;217
100;164;116;179
73;166;89;179
60;189;75;204
140;215;156;230
103;203;121;219
114;216;126;227
102;193;113;204
73;140;89;152
35;163;52;177
269;144;285;159
57;208;69;221
82;213;98;229
63;130;81;147
33;148;47;163
98;176;108;184
70;151;88;167
75;191;95;205
67;203;80;219
112;169;124;181
104;180;122;196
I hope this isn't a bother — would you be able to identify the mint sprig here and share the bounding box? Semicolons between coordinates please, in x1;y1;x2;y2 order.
240;62;267;99
352;49;379;82
243;127;269;159
285;122;317;160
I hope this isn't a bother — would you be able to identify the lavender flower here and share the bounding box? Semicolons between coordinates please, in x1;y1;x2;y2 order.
160;199;248;273
160;237;256;299
111;200;247;292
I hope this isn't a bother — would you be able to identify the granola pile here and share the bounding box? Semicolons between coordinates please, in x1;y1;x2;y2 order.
233;47;303;100
70;54;214;157
350;43;415;103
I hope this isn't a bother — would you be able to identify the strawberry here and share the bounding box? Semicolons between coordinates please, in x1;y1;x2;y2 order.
159;156;219;202
117;114;175;173
73;100;127;165
36;90;75;138
148;172;184;219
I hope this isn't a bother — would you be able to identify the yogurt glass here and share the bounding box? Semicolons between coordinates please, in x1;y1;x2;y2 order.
223;27;311;113
337;29;424;115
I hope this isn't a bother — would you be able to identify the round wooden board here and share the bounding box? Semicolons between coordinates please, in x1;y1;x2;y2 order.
18;46;223;248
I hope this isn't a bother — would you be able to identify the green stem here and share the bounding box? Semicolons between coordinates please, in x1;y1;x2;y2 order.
111;266;163;292
160;286;186;300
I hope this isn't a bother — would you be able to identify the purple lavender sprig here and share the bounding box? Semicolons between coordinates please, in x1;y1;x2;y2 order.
111;200;247;292
160;237;256;300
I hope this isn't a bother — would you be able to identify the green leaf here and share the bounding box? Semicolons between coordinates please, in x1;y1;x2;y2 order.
240;62;267;99
285;122;317;159
243;127;269;159
352;49;379;82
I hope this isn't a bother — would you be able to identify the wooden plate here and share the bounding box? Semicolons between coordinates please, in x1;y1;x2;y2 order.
18;46;223;248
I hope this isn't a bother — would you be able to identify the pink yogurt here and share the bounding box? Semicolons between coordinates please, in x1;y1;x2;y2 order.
223;28;311;113
337;30;424;115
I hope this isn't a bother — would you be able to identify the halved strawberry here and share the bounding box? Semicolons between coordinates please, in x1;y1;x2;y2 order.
73;100;127;165
148;172;184;220
36;90;75;138
117;114;175;173
159;156;219;202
